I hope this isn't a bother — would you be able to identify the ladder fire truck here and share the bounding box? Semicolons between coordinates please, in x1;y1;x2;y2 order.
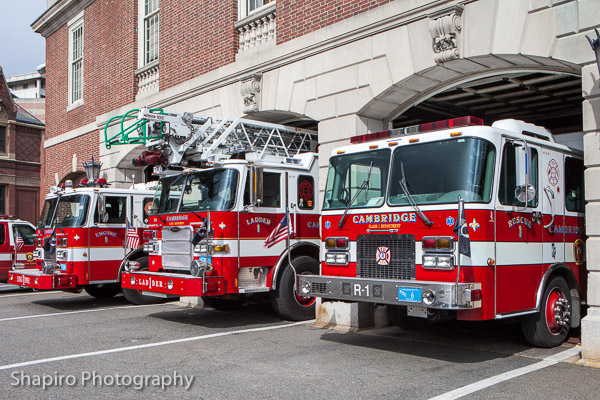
8;160;156;302
297;116;585;347
109;108;320;320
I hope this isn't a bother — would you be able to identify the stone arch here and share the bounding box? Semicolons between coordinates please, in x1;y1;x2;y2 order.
358;56;582;128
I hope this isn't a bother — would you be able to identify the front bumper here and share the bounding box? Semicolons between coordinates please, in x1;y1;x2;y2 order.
8;269;77;290
122;271;225;297
297;275;482;310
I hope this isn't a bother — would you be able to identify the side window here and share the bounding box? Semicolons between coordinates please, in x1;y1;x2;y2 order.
95;197;127;224
243;171;281;208
142;197;155;224
499;143;538;207
565;157;584;212
0;225;5;245
297;175;315;210
14;225;35;245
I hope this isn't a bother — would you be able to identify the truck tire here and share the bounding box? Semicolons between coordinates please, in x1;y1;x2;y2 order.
387;305;428;329
84;283;121;299
271;255;319;321
201;296;245;310
122;257;162;305
522;276;572;348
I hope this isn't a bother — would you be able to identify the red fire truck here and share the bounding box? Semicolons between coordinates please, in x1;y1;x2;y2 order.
0;216;37;281
106;108;320;320
8;162;157;302
297;116;585;347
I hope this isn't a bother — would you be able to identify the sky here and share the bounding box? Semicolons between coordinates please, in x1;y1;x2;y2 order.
0;0;48;77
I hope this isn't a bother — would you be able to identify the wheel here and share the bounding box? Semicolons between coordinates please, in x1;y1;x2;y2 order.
201;296;245;310
122;257;162;305
387;305;428;329
522;276;572;348
270;255;319;321
84;283;121;299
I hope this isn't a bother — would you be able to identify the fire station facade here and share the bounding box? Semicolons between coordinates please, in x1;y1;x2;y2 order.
34;0;600;360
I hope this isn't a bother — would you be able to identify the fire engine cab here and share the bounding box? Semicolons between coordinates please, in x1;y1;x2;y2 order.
0;216;36;282
8;161;156;301
297;116;585;347
107;108;320;320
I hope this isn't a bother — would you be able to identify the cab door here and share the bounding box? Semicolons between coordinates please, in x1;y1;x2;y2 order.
0;224;10;281
88;195;128;282
495;139;543;315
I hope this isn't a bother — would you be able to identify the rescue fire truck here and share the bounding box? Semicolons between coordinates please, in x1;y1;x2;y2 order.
8;161;156;302
108;108;320;320
0;216;37;282
297;116;585;347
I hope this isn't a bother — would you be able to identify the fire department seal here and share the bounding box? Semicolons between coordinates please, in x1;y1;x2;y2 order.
574;239;584;265
547;159;560;186
376;246;391;266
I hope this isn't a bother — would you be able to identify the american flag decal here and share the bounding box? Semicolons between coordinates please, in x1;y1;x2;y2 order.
15;231;24;252
264;213;293;248
126;220;140;249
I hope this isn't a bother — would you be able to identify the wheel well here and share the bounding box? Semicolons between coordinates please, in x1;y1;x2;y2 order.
535;263;581;328
116;249;147;282
271;242;319;289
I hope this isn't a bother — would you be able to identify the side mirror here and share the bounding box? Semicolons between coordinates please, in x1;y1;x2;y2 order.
514;143;536;205
249;166;264;207
97;194;109;223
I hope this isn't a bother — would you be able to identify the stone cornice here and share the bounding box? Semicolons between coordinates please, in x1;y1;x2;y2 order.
32;0;95;38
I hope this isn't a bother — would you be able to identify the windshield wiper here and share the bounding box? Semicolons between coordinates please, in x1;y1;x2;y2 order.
338;162;373;228
399;161;434;226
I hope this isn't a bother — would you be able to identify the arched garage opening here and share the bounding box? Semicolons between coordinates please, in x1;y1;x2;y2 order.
360;61;583;142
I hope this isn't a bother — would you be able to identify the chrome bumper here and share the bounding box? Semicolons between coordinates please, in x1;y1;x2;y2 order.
297;275;482;310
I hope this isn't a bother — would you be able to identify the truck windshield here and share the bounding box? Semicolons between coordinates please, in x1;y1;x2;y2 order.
38;194;90;229
155;169;239;214
323;149;391;210
388;138;496;205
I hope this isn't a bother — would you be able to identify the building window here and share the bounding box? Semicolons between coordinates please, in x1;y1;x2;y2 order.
0;127;5;153
0;186;5;214
68;16;84;106
141;0;159;66
239;0;274;19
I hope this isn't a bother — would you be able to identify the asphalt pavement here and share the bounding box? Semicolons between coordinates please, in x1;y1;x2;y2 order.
0;285;597;399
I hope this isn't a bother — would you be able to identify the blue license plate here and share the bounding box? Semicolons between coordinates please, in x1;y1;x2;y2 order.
398;287;421;303
198;256;212;264
60;262;67;271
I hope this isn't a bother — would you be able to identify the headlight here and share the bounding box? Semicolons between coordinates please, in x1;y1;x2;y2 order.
422;254;454;269
56;250;68;260
325;252;349;265
33;249;42;258
193;244;209;253
143;242;157;253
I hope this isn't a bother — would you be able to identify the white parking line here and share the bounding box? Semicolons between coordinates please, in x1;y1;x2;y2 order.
428;346;581;400
0;291;66;298
0;320;313;371
0;303;170;323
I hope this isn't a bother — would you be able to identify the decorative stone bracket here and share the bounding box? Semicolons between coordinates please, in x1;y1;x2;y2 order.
241;73;262;114
429;5;463;64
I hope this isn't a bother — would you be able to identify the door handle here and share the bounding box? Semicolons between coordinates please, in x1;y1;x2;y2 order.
543;187;555;229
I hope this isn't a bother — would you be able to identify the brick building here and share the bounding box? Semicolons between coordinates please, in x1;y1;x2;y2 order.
0;67;44;223
33;0;600;359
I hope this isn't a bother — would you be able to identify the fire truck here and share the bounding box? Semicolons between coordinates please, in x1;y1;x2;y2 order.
0;216;37;281
297;116;585;347
8;162;157;302
108;108;320;320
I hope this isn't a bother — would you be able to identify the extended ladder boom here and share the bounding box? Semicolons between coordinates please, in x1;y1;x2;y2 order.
104;108;317;168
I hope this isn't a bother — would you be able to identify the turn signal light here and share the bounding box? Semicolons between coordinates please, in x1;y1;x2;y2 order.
422;236;454;252
325;237;349;249
212;244;229;253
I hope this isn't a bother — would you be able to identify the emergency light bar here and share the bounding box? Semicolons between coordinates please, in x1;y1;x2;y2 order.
350;116;484;144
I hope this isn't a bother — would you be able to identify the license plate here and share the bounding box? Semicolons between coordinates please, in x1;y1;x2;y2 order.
60;262;67;271
198;256;212;264
398;287;421;303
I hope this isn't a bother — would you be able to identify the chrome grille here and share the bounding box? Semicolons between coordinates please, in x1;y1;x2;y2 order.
357;234;415;280
161;226;192;270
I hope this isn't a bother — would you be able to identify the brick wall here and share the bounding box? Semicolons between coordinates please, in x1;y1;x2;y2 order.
43;133;99;196
160;0;238;91
277;0;392;44
15;126;42;163
44;0;137;142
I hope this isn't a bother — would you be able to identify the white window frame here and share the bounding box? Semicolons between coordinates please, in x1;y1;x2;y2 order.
67;13;84;109
137;0;160;68
238;0;274;20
